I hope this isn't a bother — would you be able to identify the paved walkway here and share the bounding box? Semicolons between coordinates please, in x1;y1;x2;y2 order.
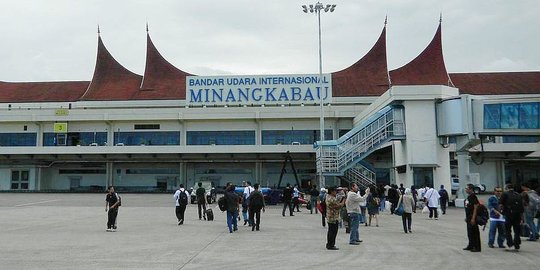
0;193;538;269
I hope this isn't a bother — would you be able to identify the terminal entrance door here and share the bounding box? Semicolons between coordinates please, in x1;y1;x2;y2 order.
413;167;433;188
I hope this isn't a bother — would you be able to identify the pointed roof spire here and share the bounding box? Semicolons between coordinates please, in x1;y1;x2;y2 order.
146;22;149;33
97;24;101;35
389;22;453;86
384;15;388;26
332;22;389;96
81;34;143;100
439;12;443;23
137;32;192;100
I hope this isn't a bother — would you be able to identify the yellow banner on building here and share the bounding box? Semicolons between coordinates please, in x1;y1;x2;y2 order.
53;123;68;133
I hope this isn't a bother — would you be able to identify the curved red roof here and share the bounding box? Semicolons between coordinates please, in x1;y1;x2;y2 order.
0;81;88;103
389;23;453;86
450;72;540;95
81;35;142;101
332;25;389;96
136;33;192;100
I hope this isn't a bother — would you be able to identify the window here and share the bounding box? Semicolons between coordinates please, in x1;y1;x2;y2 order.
0;133;37;146
115;131;180;146
484;102;540;130
43;132;107;146
134;124;160;130
262;130;332;145
187;131;255;145
11;170;29;190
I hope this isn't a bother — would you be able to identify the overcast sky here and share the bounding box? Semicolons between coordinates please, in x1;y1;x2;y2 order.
1;0;539;82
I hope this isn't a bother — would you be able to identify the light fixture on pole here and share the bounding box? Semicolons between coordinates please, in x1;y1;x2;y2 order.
302;2;335;189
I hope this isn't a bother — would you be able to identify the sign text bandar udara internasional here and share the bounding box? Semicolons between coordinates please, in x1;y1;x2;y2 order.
187;74;332;105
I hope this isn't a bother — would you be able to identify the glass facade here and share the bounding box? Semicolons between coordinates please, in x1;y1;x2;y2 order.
187;131;255;145
262;130;333;145
115;131;180;146
0;133;36;146
484;102;539;129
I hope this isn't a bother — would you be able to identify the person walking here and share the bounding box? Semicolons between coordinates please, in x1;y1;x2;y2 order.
499;183;524;251
424;185;441;219
325;187;345;250
282;183;294;217
411;185;418;213
464;183;481;252
309;185;320;214
319;188;327;227
397;188;414;233
345;183;368;245
224;184;240;233
242;181;255;226
439;185;449;215
388;184;400;214
292;184;302;212
487;187;506;248
173;184;190;225
366;185;380;227
105;186;121;232
248;183;265;231
195;182;207;220
520;183;538;242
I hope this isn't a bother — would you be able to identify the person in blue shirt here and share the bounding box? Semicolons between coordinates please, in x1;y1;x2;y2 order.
487;186;506;248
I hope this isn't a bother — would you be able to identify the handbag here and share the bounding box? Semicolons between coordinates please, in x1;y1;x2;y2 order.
394;203;404;216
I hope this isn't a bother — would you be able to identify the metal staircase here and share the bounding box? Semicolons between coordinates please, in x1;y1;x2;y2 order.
315;105;406;187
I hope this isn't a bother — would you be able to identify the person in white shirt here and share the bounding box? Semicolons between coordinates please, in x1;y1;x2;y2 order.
423;185;441;219
345;183;369;245
173;184;190;225
242;181;255;226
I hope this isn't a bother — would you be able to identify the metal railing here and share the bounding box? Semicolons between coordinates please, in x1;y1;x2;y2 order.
316;106;406;178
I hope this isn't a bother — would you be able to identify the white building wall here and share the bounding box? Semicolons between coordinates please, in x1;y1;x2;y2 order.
0;169;11;190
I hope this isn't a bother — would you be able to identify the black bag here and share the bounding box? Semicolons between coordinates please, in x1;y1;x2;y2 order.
249;192;264;210
476;204;489;226
520;224;531;238
218;196;227;211
506;191;524;216
178;190;188;206
205;209;214;221
115;193;122;207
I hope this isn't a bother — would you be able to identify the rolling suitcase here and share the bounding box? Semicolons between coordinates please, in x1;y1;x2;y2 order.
205;208;214;221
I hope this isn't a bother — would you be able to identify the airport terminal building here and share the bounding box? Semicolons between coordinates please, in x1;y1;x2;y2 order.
1;22;539;193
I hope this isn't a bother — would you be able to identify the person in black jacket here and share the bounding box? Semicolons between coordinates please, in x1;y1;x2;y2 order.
388;185;400;214
224;185;240;233
464;183;481;252
249;183;266;231
499;184;524;251
282;183;294;217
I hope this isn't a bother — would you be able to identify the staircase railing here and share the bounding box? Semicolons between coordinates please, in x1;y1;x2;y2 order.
316;106;406;176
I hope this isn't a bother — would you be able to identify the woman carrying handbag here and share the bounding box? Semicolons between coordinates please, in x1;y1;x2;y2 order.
397;188;415;233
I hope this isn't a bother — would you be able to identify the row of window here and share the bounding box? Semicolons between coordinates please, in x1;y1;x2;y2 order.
484;102;540;129
0;130;335;146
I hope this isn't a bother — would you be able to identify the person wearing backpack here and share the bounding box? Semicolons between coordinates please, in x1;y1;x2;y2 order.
224;184;240;233
248;183;265;231
521;183;538;241
499;183;524;251
174;184;190;225
463;183;481;252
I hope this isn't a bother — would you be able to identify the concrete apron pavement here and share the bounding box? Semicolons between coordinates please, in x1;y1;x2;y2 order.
0;193;538;270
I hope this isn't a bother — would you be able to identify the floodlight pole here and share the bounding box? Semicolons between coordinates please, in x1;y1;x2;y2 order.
302;2;336;189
